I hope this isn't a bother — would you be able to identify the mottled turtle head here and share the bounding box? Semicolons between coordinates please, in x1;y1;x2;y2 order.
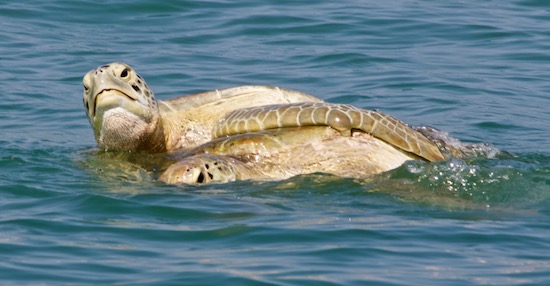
83;62;163;152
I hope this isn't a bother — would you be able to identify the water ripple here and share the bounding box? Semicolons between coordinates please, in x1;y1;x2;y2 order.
2;0;550;285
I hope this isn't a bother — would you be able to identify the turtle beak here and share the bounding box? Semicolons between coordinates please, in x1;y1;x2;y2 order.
92;89;137;118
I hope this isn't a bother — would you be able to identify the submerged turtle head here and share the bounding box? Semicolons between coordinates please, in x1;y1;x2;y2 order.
83;62;164;152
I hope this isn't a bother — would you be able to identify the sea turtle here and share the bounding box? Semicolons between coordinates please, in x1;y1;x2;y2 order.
83;62;451;185
83;62;322;152
158;103;452;184
159;126;421;184
158;123;494;185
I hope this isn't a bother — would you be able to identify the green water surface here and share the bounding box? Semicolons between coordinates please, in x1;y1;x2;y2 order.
1;1;550;285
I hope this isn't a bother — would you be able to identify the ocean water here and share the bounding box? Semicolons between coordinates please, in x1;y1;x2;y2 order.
2;0;550;284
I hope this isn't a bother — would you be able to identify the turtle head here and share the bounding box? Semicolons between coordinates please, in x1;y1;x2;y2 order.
83;62;164;152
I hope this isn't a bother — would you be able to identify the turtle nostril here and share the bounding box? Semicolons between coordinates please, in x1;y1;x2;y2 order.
197;172;205;183
83;98;89;112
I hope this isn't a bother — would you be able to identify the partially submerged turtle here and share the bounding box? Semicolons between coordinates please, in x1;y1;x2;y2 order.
159;126;423;184
83;62;452;185
159;103;455;185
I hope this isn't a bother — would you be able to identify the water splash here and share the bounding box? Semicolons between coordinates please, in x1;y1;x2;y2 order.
376;152;550;210
414;125;501;159
405;159;508;203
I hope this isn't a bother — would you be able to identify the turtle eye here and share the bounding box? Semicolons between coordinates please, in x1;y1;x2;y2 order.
120;68;130;79
83;84;89;92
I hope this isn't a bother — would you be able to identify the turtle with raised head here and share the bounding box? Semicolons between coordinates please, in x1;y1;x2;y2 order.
83;62;452;184
83;62;323;152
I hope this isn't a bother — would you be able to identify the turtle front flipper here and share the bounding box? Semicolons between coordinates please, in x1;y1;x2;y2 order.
213;102;445;162
159;154;251;185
